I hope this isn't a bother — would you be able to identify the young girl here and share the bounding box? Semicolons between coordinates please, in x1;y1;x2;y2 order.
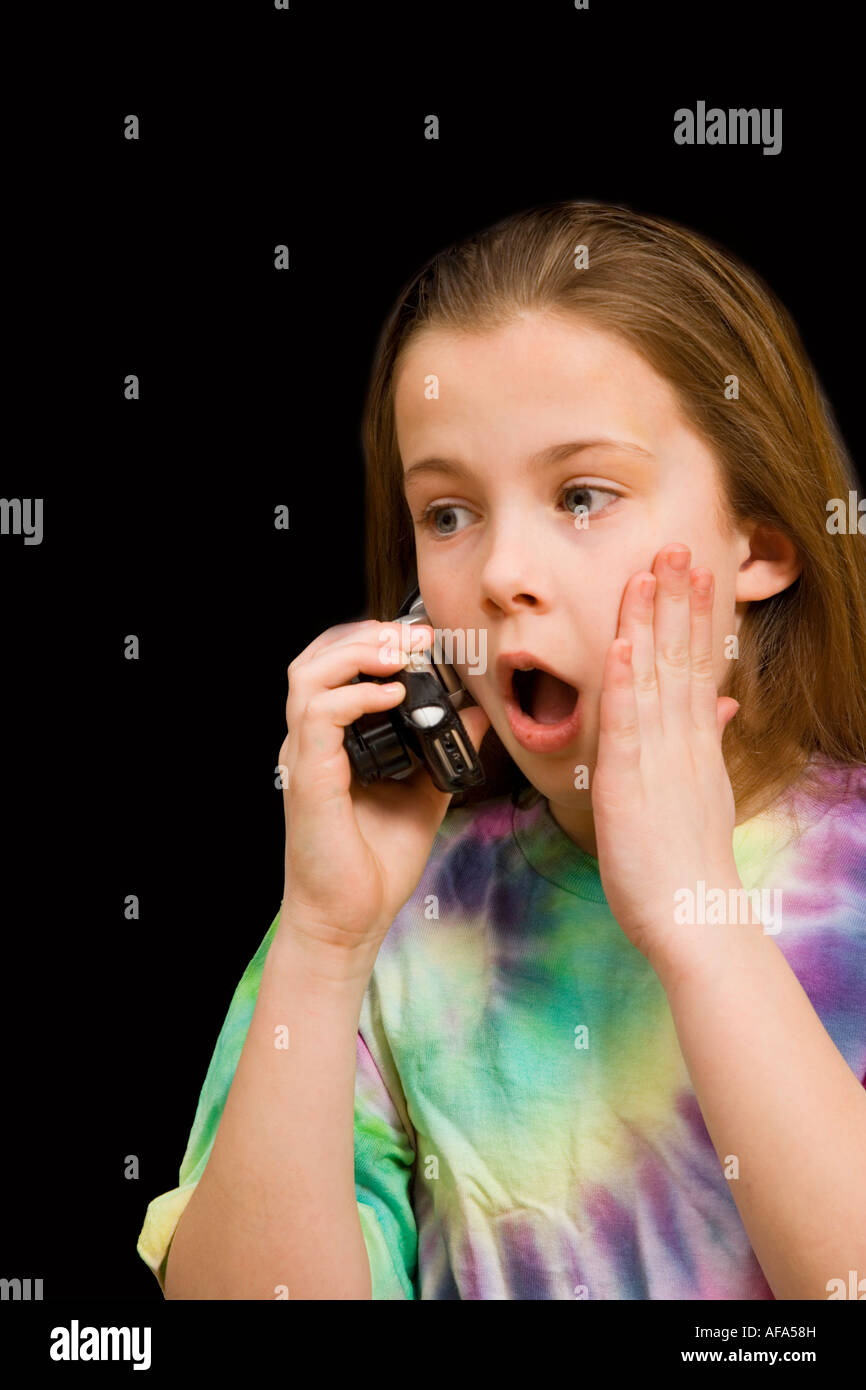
137;201;866;1301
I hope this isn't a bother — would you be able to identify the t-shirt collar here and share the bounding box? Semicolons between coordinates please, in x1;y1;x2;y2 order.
511;787;808;905
511;795;608;902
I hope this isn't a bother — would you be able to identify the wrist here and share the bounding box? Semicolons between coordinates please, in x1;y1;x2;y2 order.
272;915;381;990
649;878;772;996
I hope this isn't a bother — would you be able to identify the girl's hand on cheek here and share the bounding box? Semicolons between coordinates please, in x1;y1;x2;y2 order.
590;545;742;972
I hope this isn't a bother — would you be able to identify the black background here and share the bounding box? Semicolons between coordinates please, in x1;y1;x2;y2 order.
3;0;863;1346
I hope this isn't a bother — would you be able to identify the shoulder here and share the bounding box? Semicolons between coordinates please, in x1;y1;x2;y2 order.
773;759;866;931
784;758;866;849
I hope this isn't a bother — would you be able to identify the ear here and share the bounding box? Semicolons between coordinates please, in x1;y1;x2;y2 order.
717;697;740;738
734;523;801;603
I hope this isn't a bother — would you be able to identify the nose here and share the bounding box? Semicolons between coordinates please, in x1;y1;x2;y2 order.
477;515;552;617
481;586;540;617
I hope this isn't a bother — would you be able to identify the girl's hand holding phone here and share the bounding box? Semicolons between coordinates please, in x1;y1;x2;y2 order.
276;618;491;970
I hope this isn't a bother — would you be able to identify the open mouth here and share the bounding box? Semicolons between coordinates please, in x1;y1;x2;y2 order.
511;667;579;725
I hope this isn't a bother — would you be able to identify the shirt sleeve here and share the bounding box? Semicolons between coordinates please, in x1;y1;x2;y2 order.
135;907;419;1299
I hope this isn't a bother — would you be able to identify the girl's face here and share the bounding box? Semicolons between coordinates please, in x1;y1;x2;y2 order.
394;313;792;850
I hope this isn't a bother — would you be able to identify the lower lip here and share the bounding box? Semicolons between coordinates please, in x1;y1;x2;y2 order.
503;688;583;754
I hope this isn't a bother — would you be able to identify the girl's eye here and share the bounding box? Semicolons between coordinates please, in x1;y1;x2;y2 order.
559;484;619;522
417;485;619;538
418;503;475;537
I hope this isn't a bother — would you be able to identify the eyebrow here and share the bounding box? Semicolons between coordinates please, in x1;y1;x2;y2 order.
402;438;655;488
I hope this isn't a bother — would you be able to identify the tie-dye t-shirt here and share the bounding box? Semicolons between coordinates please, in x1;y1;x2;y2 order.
137;758;866;1300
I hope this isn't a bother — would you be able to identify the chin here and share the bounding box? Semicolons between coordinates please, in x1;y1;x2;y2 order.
500;740;587;801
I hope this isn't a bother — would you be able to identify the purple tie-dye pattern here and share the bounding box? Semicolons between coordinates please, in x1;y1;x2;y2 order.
349;758;865;1298
135;758;865;1299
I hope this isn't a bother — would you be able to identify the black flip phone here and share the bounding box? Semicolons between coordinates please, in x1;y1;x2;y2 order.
343;586;486;794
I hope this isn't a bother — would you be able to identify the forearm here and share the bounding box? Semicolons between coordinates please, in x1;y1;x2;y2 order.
164;921;380;1300
654;899;866;1301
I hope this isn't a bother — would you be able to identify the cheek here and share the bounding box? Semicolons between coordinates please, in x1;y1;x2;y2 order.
413;572;453;628
589;571;638;644
708;578;740;685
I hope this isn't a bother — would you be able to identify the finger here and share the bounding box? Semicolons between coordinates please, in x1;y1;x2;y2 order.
285;681;414;861
331;619;434;660
289;618;433;678
595;638;642;783
290;618;380;670
288;623;434;710
284;637;426;773
653;545;693;729
617;571;662;743
288;682;449;882
287;636;426;717
688;568;719;735
295;678;409;779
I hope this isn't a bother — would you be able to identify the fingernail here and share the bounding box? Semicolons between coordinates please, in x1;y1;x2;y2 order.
667;549;689;571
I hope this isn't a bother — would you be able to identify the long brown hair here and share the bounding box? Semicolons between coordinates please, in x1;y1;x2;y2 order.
360;200;866;824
